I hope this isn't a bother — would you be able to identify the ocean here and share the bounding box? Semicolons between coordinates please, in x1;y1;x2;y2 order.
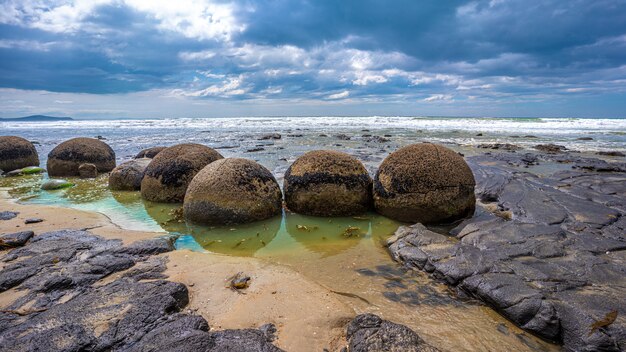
2;116;625;169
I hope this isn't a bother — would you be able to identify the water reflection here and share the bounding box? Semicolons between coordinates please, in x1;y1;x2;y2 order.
284;212;370;257
188;215;281;256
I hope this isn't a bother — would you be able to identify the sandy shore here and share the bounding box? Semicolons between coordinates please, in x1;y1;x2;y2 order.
0;191;355;351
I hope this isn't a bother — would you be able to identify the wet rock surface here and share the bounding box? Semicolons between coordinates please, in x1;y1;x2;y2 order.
346;314;439;352
387;151;626;351
0;230;283;352
476;143;522;151
0;231;33;247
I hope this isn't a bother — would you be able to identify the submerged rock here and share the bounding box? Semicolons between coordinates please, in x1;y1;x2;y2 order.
0;136;40;173
387;152;626;351
109;158;151;191
41;179;74;190
5;166;45;177
597;151;626;157
184;158;282;224
259;133;281;140
476;143;522;151
373;143;476;224
141;143;223;203
346;314;439;352
284;150;372;216
47;137;116;177
135;146;167;159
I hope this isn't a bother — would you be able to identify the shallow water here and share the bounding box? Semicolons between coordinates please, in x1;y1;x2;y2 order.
0;173;559;351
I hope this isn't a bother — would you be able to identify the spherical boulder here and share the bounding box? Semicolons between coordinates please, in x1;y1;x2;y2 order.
109;158;151;191
374;143;475;224
47;138;115;177
135;146;166;159
284;150;372;216
0;136;40;172
141;144;223;203
184;158;282;225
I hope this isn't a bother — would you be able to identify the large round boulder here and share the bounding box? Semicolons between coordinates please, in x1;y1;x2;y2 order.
284;150;372;216
374;143;475;224
0;136;40;172
141;144;223;203
109;158;151;191
47;138;115;177
184;158;282;225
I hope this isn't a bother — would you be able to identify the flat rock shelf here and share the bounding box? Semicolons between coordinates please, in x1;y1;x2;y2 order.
0;230;282;351
387;152;626;352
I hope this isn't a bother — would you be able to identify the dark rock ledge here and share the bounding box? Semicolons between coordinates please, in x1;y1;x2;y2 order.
387;152;626;352
0;229;440;352
0;229;282;352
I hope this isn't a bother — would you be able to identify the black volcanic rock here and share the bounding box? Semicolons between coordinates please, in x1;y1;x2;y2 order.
386;152;626;351
0;230;283;352
346;314;439;352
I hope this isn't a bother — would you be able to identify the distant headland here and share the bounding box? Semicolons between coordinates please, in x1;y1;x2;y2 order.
1;115;74;122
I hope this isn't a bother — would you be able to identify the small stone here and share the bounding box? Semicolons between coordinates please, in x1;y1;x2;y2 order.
78;163;98;178
24;218;43;224
0;211;19;220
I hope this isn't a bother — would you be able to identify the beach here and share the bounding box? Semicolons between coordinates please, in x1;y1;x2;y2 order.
1;117;625;351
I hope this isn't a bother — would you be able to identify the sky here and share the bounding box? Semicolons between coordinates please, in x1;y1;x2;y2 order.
1;0;626;119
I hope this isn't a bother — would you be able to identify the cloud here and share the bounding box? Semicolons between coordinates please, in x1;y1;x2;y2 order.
423;94;453;102
327;90;350;100
0;1;625;116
